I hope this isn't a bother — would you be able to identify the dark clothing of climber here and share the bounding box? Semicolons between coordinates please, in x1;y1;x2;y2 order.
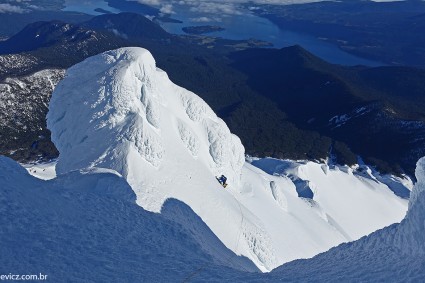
218;175;227;185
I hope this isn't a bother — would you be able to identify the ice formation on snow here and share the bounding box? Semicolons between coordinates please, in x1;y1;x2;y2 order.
48;47;244;183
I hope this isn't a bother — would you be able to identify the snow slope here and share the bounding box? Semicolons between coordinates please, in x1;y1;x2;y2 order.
264;156;425;282
194;157;425;282
46;47;409;271
0;156;255;282
22;160;57;180
251;158;409;240
1;155;423;282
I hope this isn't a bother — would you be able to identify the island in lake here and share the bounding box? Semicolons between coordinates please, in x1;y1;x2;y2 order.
94;8;113;14
154;16;183;24
182;25;225;35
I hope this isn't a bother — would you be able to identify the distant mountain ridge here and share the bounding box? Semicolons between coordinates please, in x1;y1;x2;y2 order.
230;46;425;176
255;0;425;68
0;21;99;55
0;20;130;78
82;12;172;41
1;13;425;177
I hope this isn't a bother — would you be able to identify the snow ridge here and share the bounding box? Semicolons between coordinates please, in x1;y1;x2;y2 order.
47;47;264;267
48;47;244;183
393;157;425;255
46;47;410;271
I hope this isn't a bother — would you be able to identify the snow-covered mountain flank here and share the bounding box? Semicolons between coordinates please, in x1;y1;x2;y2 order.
0;68;64;159
258;156;425;282
42;47;409;271
1;47;420;282
2;154;424;281
0;69;64;133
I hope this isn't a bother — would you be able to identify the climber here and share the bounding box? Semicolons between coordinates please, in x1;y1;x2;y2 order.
216;175;228;188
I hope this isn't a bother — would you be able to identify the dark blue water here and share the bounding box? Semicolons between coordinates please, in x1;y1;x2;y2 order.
160;5;382;66
63;1;383;67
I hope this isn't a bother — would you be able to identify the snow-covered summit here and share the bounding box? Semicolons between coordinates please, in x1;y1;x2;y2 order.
47;47;273;269
48;47;244;185
46;47;409;272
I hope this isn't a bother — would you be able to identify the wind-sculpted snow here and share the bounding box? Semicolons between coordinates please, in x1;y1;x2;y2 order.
393;157;425;255
205;119;245;177
177;119;200;157
195;157;425;282
181;91;213;122
0;156;257;282
47;47;268;267
48;49;165;171
46;47;410;272
241;219;278;271
269;181;288;211
259;157;425;282
251;158;409;240
48;47;244;180
3;153;423;281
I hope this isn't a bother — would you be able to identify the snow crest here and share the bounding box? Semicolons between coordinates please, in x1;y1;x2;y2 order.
47;47;244;182
46;47;410;272
47;47;271;267
393;157;425;255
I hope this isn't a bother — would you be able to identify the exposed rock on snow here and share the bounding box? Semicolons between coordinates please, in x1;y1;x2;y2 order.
0;53;40;76
0;69;64;131
0;68;65;160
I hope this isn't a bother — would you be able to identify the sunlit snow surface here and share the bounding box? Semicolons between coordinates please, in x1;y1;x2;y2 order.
1;155;424;281
1;46;423;281
0;156;257;282
43;47;409;271
22;160;57;180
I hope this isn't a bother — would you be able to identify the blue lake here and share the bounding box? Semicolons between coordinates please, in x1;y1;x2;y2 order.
63;1;383;67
